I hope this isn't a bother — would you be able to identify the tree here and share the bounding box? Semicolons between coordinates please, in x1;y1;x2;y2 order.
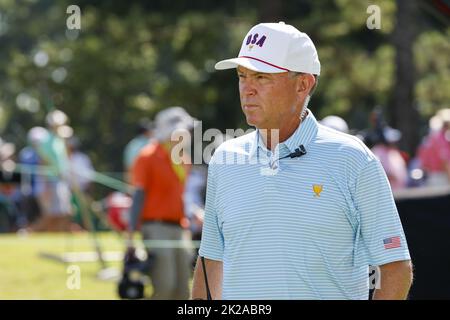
1;0;448;181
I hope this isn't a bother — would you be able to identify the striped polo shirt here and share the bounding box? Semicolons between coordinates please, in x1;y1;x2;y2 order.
199;110;411;300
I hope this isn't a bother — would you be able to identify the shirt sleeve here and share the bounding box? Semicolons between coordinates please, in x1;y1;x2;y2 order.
198;162;224;261
353;159;411;266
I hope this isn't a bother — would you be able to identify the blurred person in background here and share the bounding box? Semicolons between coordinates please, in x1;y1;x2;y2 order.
359;107;386;149
67;136;94;194
17;130;44;229
29;110;78;232
184;164;206;243
127;106;195;299
0;138;21;232
418;109;450;187
67;135;95;231
23;127;50;231
320;115;349;134
123;118;154;182
371;127;408;191
184;161;206;269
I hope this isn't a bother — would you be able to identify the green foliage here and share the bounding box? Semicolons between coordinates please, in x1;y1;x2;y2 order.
414;29;450;116
0;0;448;175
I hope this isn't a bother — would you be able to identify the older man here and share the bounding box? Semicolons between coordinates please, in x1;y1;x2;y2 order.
192;22;413;300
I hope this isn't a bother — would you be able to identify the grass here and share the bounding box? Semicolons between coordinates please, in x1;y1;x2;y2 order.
0;231;134;299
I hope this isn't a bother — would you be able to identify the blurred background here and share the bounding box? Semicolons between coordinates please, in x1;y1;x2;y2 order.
0;0;449;299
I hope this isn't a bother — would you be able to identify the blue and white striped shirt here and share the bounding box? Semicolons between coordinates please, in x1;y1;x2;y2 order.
199;110;411;300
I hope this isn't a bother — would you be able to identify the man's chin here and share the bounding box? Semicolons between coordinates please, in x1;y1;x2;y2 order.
245;116;260;128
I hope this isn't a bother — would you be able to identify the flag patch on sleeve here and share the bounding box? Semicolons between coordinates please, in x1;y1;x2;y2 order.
383;236;401;249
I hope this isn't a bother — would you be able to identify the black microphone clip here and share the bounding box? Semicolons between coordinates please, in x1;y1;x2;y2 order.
288;145;307;158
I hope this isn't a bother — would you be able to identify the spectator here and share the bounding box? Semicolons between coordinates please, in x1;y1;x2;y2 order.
0;138;21;232
418;108;450;187
184;164;207;242
359;107;386;149
127;106;196;299
18;133;44;227
29;110;77;232
320;115;349;133
67;136;94;194
371;127;408;190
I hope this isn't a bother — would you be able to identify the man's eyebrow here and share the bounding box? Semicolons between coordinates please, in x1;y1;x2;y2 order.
237;69;271;77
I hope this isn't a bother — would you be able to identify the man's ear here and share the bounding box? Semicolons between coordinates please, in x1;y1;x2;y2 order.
296;74;315;95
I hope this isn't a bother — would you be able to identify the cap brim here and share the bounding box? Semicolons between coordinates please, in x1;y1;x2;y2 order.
215;57;287;73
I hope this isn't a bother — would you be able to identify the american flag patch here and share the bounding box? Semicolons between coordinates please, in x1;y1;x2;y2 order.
383;236;401;249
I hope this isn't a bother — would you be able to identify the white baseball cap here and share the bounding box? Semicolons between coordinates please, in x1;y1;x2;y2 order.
320;115;349;133
215;22;320;75
154;106;197;141
383;127;402;144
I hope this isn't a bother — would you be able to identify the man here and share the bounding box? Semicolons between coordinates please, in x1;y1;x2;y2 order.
192;22;413;300
128;106;195;299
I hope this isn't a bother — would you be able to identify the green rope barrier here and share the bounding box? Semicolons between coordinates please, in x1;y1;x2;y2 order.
12;163;133;193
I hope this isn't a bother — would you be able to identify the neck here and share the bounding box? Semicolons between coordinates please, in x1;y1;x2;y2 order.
260;110;308;151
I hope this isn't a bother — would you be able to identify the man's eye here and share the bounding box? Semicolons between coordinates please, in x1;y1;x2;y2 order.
256;75;267;79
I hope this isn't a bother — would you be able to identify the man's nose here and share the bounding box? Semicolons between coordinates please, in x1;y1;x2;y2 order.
240;79;256;96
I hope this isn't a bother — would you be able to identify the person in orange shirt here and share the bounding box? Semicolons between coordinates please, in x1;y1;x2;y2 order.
128;106;196;299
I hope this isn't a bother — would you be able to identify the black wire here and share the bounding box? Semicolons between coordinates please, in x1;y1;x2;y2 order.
201;256;212;300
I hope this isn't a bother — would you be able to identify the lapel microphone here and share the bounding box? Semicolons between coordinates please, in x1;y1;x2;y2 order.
280;145;307;160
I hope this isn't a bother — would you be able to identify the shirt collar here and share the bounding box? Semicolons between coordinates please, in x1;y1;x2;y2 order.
249;109;319;159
